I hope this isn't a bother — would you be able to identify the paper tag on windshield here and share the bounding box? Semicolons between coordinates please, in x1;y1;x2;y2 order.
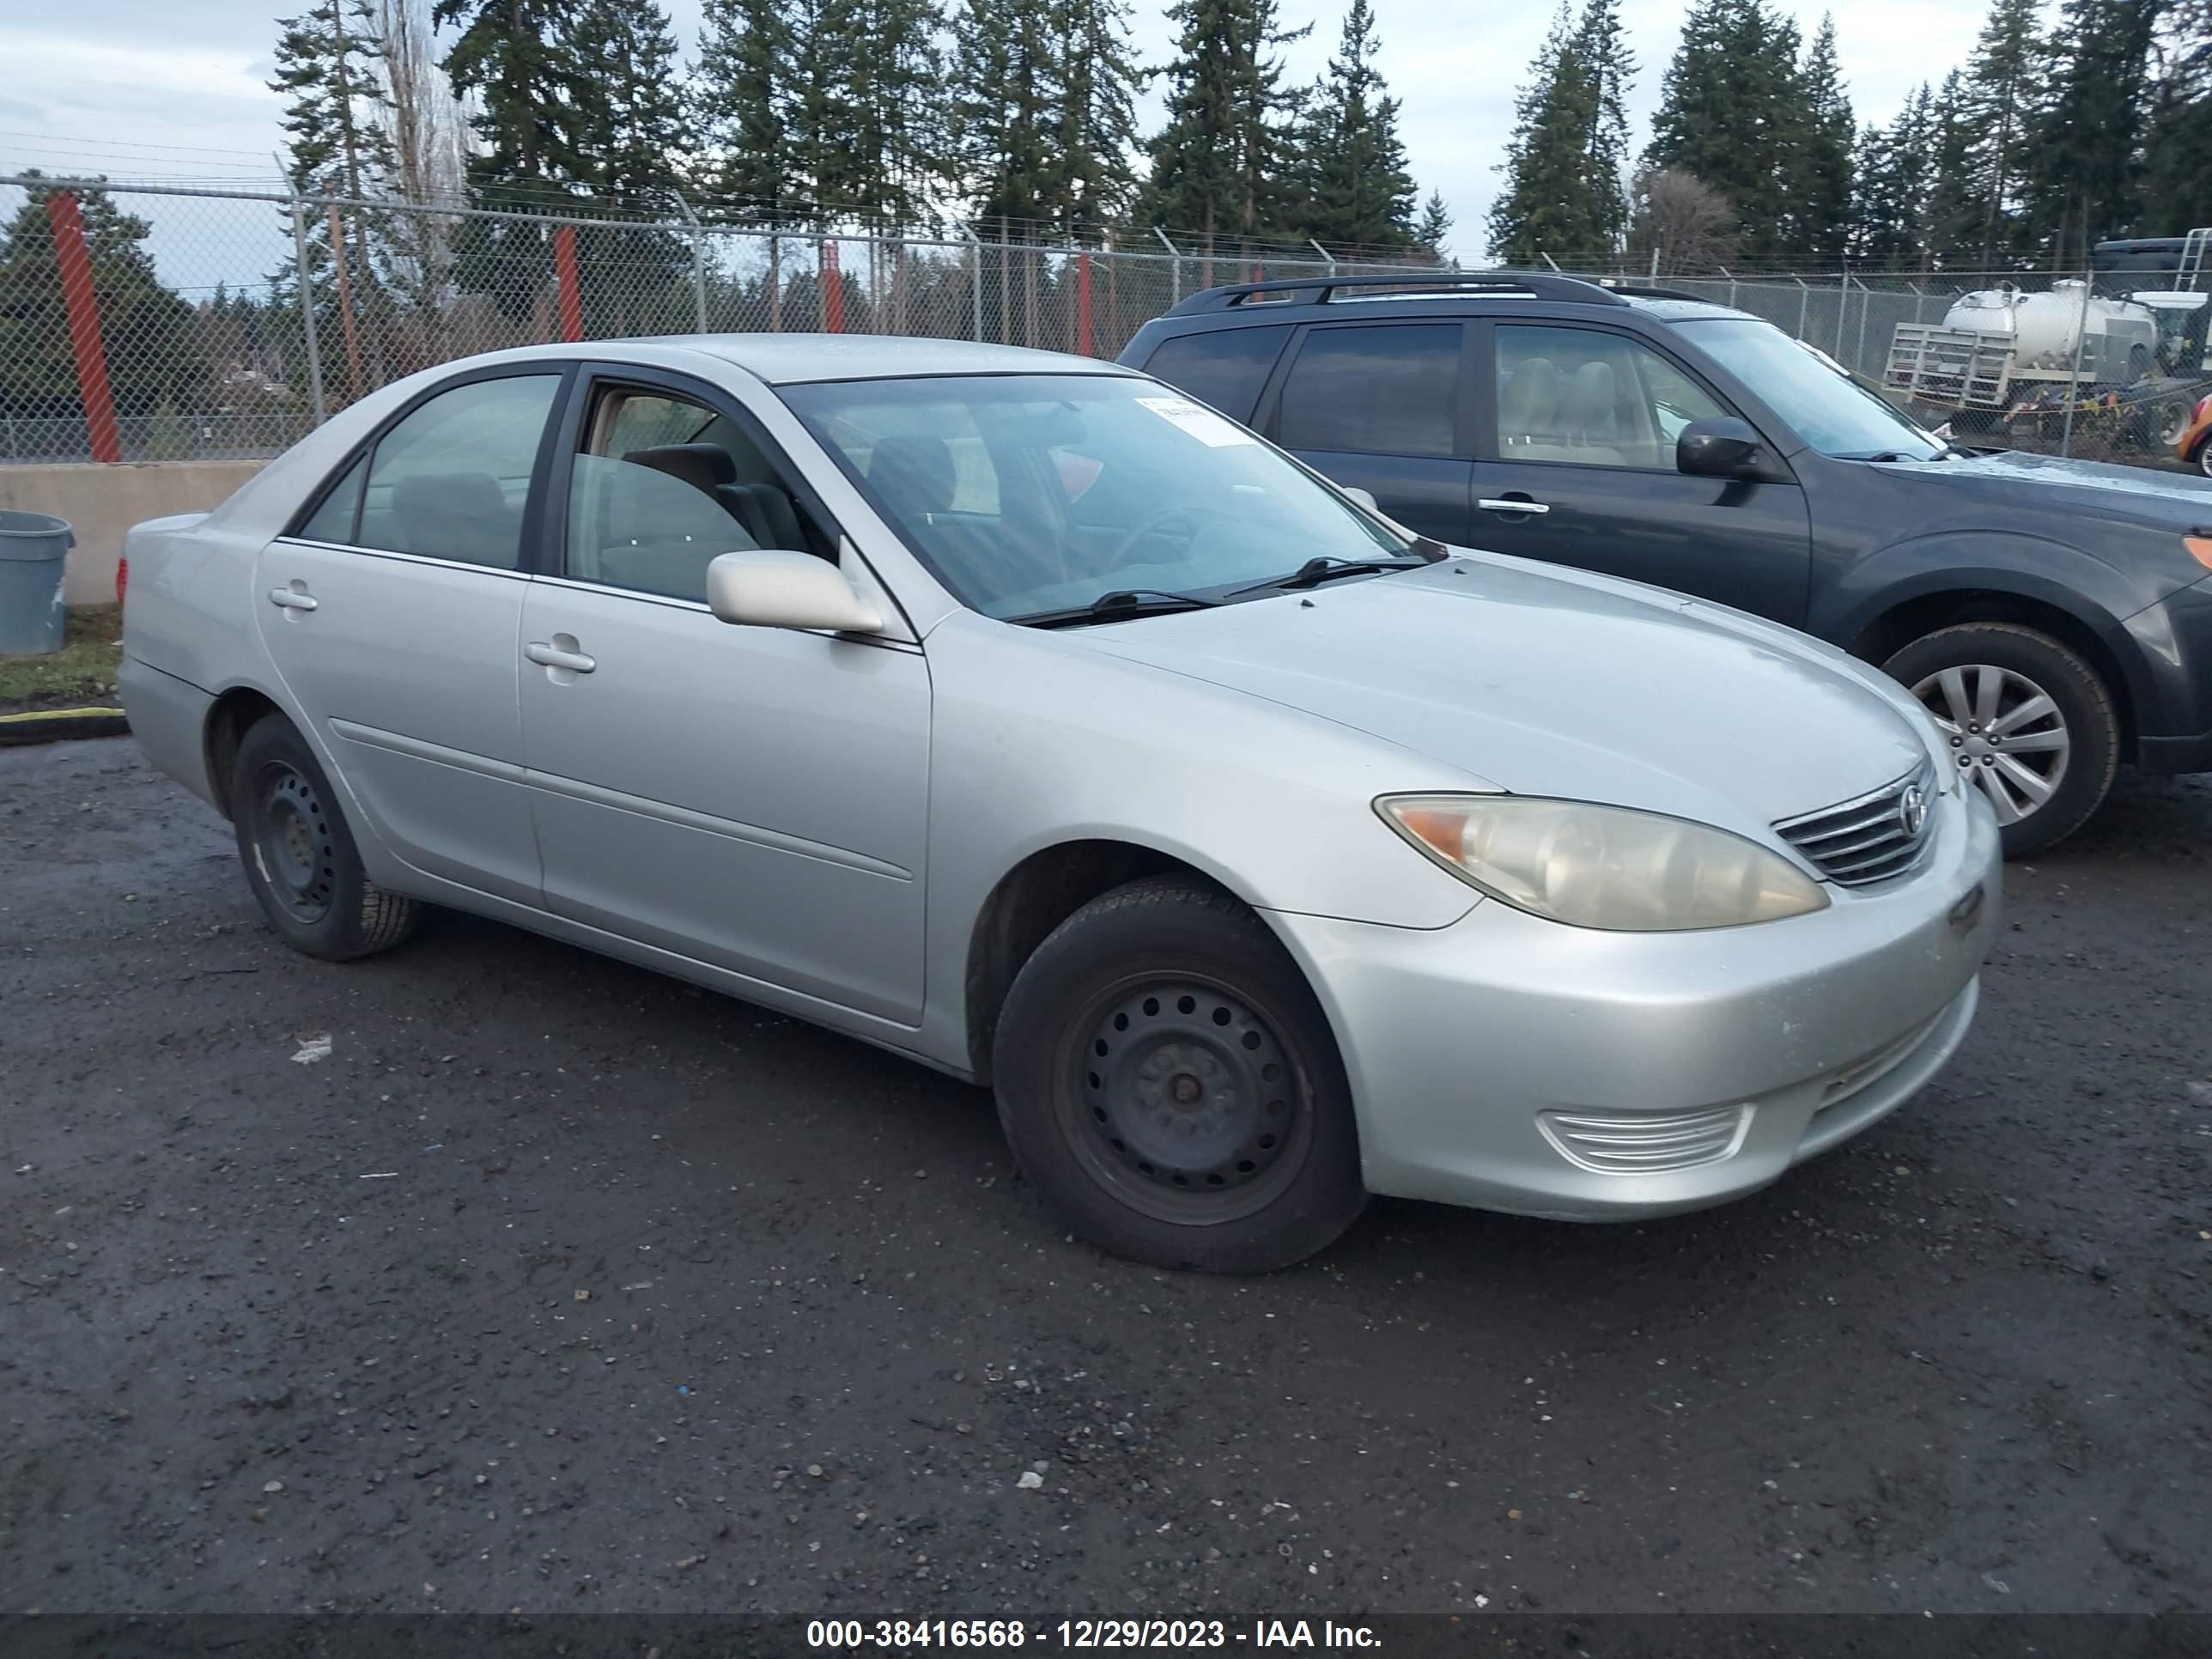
1135;395;1256;447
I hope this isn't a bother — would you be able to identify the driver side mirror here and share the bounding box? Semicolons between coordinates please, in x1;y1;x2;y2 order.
1339;485;1382;514
706;549;884;634
1676;417;1778;482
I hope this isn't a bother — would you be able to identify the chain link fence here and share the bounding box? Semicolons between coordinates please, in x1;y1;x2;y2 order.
5;173;2208;475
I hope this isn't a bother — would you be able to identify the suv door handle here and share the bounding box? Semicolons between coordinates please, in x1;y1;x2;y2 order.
267;586;319;611
1478;496;1551;515
525;641;596;673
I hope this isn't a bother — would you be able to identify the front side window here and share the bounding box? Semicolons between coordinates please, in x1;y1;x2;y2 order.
1493;325;1729;471
564;386;833;604
1277;324;1461;459
781;373;1415;621
355;374;561;568
1142;325;1291;422
1674;317;1942;459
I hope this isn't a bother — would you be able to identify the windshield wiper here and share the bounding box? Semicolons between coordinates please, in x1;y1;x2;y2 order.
1224;556;1427;599
1007;588;1224;629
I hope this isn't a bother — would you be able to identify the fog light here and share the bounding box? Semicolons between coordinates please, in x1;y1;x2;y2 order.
1538;1105;1752;1174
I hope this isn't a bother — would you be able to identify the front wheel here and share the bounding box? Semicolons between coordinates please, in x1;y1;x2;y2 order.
230;714;421;960
992;877;1366;1273
1883;623;2120;858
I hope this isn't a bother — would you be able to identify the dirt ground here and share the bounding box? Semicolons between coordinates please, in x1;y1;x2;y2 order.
3;738;2209;1618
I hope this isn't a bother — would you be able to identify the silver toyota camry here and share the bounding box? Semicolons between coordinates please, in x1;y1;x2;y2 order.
118;335;2001;1271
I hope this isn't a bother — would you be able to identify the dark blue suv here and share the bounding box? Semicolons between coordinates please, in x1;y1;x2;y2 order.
1119;271;2212;855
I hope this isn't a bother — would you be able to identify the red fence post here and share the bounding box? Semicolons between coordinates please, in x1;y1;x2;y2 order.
46;191;121;465
823;239;843;333
1077;253;1093;357
552;225;584;343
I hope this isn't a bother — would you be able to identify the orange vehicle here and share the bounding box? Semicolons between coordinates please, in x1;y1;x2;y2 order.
2179;393;2212;476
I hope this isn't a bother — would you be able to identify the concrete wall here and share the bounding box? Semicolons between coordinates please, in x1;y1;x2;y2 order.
0;461;267;605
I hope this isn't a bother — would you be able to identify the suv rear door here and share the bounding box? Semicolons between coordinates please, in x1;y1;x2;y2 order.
1468;319;1813;624
1258;320;1474;546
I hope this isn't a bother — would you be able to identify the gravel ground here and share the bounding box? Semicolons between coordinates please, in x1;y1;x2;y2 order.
3;738;2209;1619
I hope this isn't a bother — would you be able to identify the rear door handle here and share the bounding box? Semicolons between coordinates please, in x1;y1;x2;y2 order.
525;641;596;673
1478;497;1551;515
267;586;319;611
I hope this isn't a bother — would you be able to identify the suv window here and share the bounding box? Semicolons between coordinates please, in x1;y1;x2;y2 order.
1142;325;1291;422
566;386;831;604
355;374;560;568
1277;324;1460;459
1494;325;1728;470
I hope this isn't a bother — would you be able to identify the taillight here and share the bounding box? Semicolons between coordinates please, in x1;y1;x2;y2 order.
116;555;128;611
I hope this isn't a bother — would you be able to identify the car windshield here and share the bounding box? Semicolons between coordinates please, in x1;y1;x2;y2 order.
779;373;1417;620
1674;317;1944;461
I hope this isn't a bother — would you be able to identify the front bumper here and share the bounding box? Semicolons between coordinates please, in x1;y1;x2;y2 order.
1269;790;2002;1221
2125;577;2212;775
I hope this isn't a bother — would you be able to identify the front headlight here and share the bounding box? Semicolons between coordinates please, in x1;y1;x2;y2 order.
1377;794;1829;931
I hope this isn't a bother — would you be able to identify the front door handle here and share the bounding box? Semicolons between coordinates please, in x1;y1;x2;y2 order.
1478;496;1551;516
525;640;596;673
267;586;319;611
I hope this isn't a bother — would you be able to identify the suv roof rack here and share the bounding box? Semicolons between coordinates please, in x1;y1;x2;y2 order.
1164;270;1632;316
1591;281;1724;305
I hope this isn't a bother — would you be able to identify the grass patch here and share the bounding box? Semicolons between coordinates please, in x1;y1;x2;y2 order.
0;605;123;714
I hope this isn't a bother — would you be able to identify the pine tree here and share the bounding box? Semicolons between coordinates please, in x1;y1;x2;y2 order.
1289;0;1418;249
1487;0;1631;265
1140;0;1307;259
1852;83;1938;267
1922;70;1982;268
270;0;393;204
1047;0;1146;235
1413;190;1453;260
2024;0;2160;264
2142;0;2212;233
1644;0;1802;261
696;0;796;218
841;0;949;226
947;0;1058;233
572;0;688;204
1954;0;2045;264
783;0;865;224
434;0;596;190
1786;15;1855;265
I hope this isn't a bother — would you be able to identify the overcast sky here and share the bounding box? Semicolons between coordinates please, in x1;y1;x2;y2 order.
0;0;2006;285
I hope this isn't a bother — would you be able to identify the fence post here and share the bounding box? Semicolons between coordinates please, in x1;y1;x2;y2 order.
326;204;365;404
1836;264;1850;349
822;237;843;333
45;189;122;464
551;225;584;342
1308;239;1337;275
1796;278;1811;343
1076;252;1093;356
285;179;328;426
674;191;709;333
1153;228;1181;307
1853;277;1870;374
962;222;983;342
2059;269;2094;459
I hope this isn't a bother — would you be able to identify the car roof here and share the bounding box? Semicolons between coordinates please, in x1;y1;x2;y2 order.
1150;273;1754;331
633;332;1136;386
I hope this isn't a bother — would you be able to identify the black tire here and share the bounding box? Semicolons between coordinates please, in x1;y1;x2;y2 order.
1882;623;2120;859
992;876;1366;1273
230;714;421;961
2196;436;2212;479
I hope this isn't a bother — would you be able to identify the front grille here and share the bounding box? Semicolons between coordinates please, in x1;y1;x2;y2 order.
1538;1104;1752;1175
1774;760;1937;886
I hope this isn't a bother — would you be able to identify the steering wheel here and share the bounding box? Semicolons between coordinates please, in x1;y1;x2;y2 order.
1103;503;1240;571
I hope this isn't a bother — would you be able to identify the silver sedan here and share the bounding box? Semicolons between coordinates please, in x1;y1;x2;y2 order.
118;335;2001;1271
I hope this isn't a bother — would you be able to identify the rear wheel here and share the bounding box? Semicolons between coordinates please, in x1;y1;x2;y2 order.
230;714;420;960
992;877;1366;1273
1883;623;2119;858
2197;436;2212;479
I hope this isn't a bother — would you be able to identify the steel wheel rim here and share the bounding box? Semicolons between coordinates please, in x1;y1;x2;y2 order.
2200;443;2212;479
1911;663;2070;826
252;761;337;921
1062;974;1313;1225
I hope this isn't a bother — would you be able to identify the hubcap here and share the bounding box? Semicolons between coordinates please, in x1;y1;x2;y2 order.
1910;663;2069;826
1067;977;1308;1223
253;763;337;920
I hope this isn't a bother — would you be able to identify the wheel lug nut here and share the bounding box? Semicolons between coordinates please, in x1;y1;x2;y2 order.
1950;736;1964;747
1981;755;1996;766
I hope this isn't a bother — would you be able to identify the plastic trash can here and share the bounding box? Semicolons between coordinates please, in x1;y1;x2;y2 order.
0;510;75;655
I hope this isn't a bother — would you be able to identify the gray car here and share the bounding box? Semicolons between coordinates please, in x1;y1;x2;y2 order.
118;335;2002;1272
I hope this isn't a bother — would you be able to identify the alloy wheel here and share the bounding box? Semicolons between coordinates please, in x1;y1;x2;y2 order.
1911;663;2071;826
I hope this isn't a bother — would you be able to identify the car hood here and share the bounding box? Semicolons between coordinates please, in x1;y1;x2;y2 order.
1078;555;1937;830
1896;449;2212;522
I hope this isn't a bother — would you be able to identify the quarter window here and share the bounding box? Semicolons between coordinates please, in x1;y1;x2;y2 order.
298;456;366;544
1142;325;1291;422
1494;326;1729;470
355;374;560;568
1277;325;1461;459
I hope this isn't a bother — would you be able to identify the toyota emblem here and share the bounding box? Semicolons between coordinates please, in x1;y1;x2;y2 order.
1898;783;1928;838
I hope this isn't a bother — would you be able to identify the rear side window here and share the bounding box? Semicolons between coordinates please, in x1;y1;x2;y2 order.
1142;326;1291;422
356;374;561;569
1277;324;1461;459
